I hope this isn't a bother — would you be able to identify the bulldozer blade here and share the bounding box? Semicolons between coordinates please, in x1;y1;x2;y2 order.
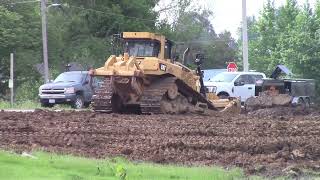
220;98;241;114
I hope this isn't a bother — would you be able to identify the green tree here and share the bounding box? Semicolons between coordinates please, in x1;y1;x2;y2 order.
0;0;161;101
245;0;320;94
0;0;238;101
157;0;237;69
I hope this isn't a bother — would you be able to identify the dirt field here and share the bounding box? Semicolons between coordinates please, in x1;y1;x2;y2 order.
0;107;320;177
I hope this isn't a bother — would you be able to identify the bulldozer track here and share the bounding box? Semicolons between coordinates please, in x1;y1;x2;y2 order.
92;77;113;112
140;76;217;114
92;76;216;114
140;77;177;114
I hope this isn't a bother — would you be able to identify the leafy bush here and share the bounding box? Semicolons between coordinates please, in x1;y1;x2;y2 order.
15;79;42;102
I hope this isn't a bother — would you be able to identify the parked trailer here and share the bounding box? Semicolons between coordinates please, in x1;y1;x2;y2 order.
246;65;315;110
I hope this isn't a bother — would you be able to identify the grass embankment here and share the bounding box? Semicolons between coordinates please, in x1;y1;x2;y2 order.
0;101;74;110
0;100;40;109
0;151;244;180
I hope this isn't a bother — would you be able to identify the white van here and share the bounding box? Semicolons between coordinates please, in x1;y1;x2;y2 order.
204;72;266;102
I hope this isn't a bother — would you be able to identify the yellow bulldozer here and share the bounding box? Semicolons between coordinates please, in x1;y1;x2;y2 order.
90;32;240;114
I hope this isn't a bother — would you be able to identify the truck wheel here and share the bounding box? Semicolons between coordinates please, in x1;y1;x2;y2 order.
72;95;84;109
297;97;306;110
305;98;311;109
41;102;54;108
218;93;229;99
84;102;91;108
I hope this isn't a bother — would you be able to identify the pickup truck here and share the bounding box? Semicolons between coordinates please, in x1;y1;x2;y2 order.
204;72;266;102
38;71;98;109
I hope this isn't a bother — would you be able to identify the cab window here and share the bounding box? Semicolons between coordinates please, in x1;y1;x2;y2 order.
164;42;172;59
124;40;160;57
252;74;264;82
235;75;255;84
235;75;246;84
246;75;256;84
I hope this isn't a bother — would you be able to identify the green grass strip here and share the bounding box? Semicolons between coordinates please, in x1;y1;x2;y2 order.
0;151;244;180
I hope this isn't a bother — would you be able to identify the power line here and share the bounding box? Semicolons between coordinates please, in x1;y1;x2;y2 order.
8;2;227;35
9;0;40;5
8;1;157;23
7;1;236;42
68;5;157;23
68;5;225;34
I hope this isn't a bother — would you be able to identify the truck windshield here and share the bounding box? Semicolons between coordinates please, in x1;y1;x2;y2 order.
124;40;160;57
209;73;238;82
54;73;84;83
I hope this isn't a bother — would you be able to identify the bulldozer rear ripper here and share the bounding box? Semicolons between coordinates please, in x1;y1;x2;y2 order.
90;32;240;114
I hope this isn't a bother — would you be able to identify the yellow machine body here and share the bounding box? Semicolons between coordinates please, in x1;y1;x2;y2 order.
93;32;201;94
91;32;240;114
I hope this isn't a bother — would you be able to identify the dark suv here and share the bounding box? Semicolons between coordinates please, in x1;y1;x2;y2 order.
38;71;98;109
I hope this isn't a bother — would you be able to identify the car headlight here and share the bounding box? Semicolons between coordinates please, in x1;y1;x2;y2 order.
65;87;75;94
39;87;42;95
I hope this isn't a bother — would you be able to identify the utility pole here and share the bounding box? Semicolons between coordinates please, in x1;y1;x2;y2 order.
9;53;14;107
242;0;249;72
41;0;49;83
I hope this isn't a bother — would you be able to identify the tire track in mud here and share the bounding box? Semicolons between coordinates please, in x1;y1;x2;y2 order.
0;109;320;176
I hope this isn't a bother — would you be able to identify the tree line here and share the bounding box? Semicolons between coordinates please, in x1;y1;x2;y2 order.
0;0;236;101
1;0;319;102
245;0;320;87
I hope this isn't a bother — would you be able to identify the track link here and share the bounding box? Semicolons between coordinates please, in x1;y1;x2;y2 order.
92;76;215;114
92;77;113;112
140;77;177;114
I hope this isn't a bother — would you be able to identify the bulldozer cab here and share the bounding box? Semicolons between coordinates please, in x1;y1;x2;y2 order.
121;32;173;60
124;39;160;57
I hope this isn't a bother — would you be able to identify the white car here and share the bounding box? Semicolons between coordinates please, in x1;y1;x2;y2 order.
204;72;266;102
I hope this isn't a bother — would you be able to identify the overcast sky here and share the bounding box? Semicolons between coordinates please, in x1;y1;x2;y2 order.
198;0;316;38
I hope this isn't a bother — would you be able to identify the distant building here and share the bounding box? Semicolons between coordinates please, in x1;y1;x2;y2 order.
203;69;227;81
